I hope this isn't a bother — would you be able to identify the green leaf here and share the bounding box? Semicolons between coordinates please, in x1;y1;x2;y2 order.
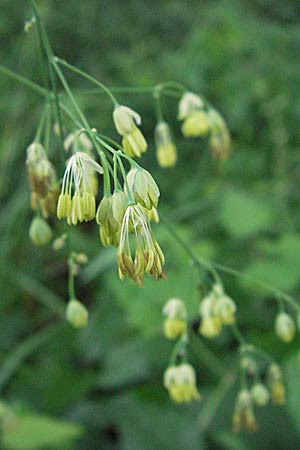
2;413;82;450
220;189;273;237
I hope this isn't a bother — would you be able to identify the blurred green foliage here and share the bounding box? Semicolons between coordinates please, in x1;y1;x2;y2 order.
1;0;300;449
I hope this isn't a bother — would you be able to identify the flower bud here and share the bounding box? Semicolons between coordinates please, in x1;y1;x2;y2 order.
232;390;257;433
75;253;88;265
52;234;67;251
275;312;295;343
163;298;187;320
214;295;236;325
163;318;187;340
154;121;177;168
96;195;120;246
126;168;160;210
181;110;210;138
65;299;88;329
267;364;285;405
162;298;187;340
164;363;201;403
112;190;128;223
251;383;270;407
178;92;204;120
113;105;147;157
29;217;52;246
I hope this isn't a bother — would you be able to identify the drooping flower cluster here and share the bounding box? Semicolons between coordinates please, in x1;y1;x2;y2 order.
162;298;187;340
163;363;201;403
232;356;286;433
232;390;257;433
177;91;231;159
117;203;165;287
26;142;59;218
199;284;236;338
57;152;103;225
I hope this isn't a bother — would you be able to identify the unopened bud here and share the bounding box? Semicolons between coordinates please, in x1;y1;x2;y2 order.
29;217;52;246
65;299;88;329
275;312;295;343
214;295;236;325
251;383;270;407
75;253;88;265
52;234;67;251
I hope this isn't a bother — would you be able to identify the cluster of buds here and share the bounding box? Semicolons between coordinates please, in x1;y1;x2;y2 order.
113;105;147;158
232;356;286;433
163;363;201;403
57;152;103;225
267;364;286;405
177;92;231;159
154;121;177;168
199;284;236;338
162;298;187;340
117;204;165;287
26;142;59;218
232;390;257;433
275;312;296;343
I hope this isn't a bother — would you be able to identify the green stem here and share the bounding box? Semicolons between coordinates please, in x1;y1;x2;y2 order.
113;154;119;191
169;333;189;366
192;333;225;377
99;150;111;195
161;216;221;285
0;64;47;96
29;0;65;159
116;154;135;204
34;102;48;142
230;323;247;347
68;257;76;300
212;262;299;311
95;134;140;168
197;365;237;432
153;87;164;122
44;103;52;152
55;57;118;106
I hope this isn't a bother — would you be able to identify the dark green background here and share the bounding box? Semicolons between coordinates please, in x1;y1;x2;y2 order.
1;1;300;449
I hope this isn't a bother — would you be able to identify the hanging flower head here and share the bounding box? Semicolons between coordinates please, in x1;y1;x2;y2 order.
162;298;187;340
154;121;177;168
113;105;147;158
126;167;160;210
232;390;257;433
178;92;210;138
163;363;201;403
207;108;231;159
117;204;165;287
57;152;103;225
26;142;59;218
